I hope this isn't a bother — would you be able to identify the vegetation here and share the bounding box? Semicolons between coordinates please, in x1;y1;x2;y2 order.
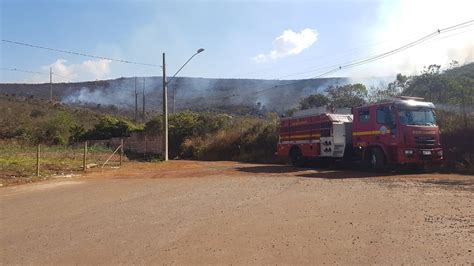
78;116;143;141
0;95;143;145
142;111;278;162
299;94;329;110
179;113;279;163
326;83;368;108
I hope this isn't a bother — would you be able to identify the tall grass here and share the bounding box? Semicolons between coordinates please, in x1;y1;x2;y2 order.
180;118;280;163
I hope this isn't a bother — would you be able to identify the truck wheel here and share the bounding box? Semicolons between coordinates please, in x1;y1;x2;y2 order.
290;147;304;167
368;147;386;172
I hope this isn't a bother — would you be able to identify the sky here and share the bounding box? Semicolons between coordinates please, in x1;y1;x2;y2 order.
0;0;473;83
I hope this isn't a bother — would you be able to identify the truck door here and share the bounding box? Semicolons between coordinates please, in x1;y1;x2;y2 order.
352;108;373;148
376;106;397;160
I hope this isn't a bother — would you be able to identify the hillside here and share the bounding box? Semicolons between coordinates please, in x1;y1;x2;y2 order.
0;77;348;113
0;94;144;144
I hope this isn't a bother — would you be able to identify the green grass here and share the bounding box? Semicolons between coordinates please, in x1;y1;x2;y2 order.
0;143;121;186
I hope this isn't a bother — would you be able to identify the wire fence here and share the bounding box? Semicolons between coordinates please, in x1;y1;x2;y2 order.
0;141;126;186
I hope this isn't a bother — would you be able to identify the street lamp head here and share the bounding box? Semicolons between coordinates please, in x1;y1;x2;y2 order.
197;48;205;54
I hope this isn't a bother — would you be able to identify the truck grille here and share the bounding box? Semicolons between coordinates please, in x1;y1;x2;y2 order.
414;135;436;146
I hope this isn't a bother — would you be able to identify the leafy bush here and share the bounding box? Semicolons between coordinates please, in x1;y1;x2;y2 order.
82;115;143;140
299;94;329;110
162;111;233;157
144;116;162;135
35;111;75;145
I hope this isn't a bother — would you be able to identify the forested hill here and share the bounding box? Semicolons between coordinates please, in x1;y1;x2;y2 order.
0;76;348;113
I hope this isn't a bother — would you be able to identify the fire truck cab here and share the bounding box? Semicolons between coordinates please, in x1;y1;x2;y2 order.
277;97;443;170
352;97;443;170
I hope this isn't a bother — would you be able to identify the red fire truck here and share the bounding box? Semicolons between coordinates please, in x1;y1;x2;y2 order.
277;97;443;170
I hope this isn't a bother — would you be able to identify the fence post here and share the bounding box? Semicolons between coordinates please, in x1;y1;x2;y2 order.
120;139;124;166
144;136;148;156
83;141;88;172
36;144;40;177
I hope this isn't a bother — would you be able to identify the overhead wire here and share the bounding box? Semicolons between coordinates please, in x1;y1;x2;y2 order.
0;67;47;76
1;67;78;82
279;20;474;80
1;39;159;67
204;19;474;101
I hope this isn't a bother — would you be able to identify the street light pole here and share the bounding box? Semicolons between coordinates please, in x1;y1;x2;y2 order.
162;53;168;161
161;48;204;161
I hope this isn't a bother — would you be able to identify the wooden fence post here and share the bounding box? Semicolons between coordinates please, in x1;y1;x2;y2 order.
144;136;148;156
36;144;40;177
83;141;88;172
119;139;124;166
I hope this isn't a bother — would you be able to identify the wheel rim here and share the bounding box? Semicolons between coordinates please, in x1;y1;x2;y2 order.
293;153;300;163
371;153;377;167
291;150;301;164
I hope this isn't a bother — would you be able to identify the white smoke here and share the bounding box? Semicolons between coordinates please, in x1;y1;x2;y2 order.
253;28;318;63
63;87;116;106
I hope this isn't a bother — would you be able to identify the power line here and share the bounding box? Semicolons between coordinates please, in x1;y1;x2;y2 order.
229;30;428;79
1;39;159;67
0;67;46;75
277;20;474;80
228;21;472;79
1;67;78;82
205;19;474;101
277;27;474;80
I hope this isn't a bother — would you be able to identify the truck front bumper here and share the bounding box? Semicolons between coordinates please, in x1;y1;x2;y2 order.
397;147;443;164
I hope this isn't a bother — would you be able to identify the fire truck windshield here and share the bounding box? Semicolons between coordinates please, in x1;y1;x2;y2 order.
398;107;436;126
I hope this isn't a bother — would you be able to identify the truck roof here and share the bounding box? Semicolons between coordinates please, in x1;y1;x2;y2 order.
354;98;435;109
327;113;353;123
282;112;353;123
394;99;435;109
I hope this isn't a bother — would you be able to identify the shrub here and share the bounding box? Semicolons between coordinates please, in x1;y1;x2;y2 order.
179;114;279;163
144;116;162;135
84;115;142;140
35;111;74;145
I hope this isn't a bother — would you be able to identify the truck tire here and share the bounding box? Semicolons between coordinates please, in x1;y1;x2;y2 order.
368;147;386;172
290;147;304;167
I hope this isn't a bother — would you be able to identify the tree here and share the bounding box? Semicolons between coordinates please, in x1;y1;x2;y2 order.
326;83;368;108
404;64;450;102
369;73;407;103
299;94;330;110
36;111;74;145
84;115;140;140
144;116;162;135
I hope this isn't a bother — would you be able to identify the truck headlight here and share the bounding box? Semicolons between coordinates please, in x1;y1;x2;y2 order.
437;150;443;156
404;149;414;155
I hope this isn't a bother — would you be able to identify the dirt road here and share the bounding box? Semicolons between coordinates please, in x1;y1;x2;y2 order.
1;161;473;264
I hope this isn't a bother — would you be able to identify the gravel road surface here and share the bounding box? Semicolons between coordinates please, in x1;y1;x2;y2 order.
1;161;473;264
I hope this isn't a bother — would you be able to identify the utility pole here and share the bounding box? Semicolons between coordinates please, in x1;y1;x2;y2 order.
142;77;146;122
160;48;204;161
134;77;138;122
162;53;169;161
49;67;53;101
